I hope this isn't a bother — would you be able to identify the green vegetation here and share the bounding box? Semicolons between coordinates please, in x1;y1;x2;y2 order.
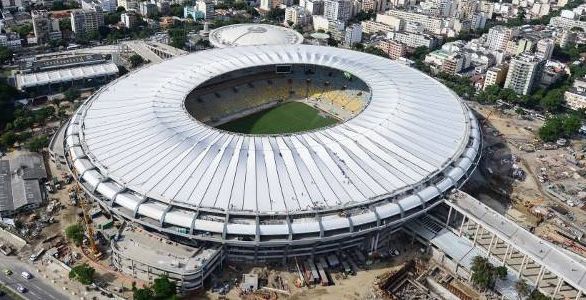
24;135;48;152
538;114;582;142
515;279;531;299
129;54;145;68
470;256;507;290
218;102;338;134
65;224;84;246
0;46;12;64
69;263;95;285
528;289;552;300
0;284;25;300
133;275;177;300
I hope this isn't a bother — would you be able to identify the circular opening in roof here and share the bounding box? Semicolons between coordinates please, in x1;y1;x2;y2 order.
247;26;268;33
184;64;371;135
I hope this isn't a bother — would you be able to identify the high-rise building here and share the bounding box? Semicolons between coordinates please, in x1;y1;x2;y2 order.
361;0;384;12
535;38;554;61
300;0;324;15
1;0;24;11
260;0;282;11
504;54;545;95
344;23;362;46
139;1;158;17
376;40;406;59
376;13;403;30
324;0;352;21
121;10;138;28
485;25;518;51
31;10;61;44
195;0;214;19
483;64;508;90
564;77;586;110
284;6;309;26
70;7;105;36
82;0;118;13
385;10;443;34
118;0;137;10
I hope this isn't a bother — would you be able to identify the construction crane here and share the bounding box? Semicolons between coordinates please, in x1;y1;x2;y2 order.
70;167;102;261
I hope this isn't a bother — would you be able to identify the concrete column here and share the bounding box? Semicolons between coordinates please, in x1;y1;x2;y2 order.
503;244;511;266
473;226;481;245
552;277;563;298
518;255;528;279
487;234;496;255
575;290;582;300
535;265;546;287
458;216;466;237
445;206;453;227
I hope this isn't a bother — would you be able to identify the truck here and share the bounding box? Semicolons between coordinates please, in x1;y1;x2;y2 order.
29;248;45;262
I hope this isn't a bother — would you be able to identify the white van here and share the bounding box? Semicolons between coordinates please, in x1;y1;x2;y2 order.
21;271;32;279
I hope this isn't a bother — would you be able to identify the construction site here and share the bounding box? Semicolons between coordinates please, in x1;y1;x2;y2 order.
467;101;586;259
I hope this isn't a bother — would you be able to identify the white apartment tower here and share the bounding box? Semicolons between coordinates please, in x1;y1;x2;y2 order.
70;7;105;36
504;54;546;95
535;38;554;61
324;0;352;21
485;25;518;51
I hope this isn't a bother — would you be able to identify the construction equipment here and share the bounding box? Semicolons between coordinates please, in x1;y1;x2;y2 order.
70;168;102;260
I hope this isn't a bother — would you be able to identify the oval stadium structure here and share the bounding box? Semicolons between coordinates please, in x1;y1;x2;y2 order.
65;45;481;261
208;23;304;48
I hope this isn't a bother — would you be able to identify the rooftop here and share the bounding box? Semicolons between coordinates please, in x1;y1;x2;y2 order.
113;227;219;273
0;153;47;214
209;24;304;48
16;62;118;90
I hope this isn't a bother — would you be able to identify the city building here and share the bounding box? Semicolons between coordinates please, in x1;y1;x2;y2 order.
300;0;324;15
564;77;586;110
195;0;215;19
0;33;22;49
0;153;47;217
118;0;138;10
70;7;105;36
111;227;223;293
285;6;309;26
81;0;118;13
1;0;24;11
388;31;439;48
121;10;139;28
139;1;158;17
485;25;518;51
375;39;406;59
31;10;61;44
385;10;443;34
361;20;394;35
260;0;282;11
375;13;403;30
312;15;331;31
503;53;546;95
324;0;352;21
483;64;508;90
549;16;586;32
361;0;384;12
344;23;362;46
535;38;554;61
328;20;346;40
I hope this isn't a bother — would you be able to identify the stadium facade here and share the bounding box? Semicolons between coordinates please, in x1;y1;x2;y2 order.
65;45;481;264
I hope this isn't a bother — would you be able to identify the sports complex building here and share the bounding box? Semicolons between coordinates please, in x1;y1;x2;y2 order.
63;44;483;291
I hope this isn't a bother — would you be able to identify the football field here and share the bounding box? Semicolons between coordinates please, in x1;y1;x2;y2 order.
218;102;338;134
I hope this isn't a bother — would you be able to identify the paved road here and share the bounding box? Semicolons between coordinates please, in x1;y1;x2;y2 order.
0;256;69;300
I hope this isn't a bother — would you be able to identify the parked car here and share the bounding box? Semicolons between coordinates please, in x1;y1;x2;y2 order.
16;284;27;293
21;271;32;279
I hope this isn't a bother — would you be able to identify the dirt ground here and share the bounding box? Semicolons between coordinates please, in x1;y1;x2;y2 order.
466;102;586;256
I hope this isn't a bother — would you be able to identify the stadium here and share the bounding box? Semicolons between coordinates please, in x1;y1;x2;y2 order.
64;44;481;263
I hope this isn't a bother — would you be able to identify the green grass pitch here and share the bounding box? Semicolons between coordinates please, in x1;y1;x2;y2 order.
217;102;338;134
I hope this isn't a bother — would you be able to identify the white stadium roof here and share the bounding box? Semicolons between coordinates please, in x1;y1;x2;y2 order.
209;24;304;48
68;45;479;218
16;62;118;90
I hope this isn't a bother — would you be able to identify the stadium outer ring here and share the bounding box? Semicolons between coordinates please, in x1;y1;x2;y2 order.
64;45;481;256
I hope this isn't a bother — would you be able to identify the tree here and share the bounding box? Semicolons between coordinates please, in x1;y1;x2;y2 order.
538;114;582;142
515;279;530;299
170;4;183;17
265;8;285;22
495;265;507;280
133;287;154;300
470;256;507;291
286;20;294;27
129;54;145;68
64;88;81;101
0;46;13;64
65;224;84;246
152;275;177;298
24;135;48;152
69;263;95;285
528;289;551;300
539;89;564;112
